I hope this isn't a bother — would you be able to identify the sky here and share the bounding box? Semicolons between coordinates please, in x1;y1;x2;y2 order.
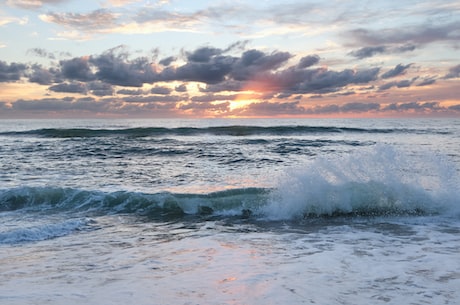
0;0;459;118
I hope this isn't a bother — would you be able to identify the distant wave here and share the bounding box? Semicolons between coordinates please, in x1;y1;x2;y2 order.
0;125;450;138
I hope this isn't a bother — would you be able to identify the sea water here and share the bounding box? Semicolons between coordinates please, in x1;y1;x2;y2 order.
0;118;459;305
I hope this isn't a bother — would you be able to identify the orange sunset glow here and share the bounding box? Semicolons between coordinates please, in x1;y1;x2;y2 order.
0;1;459;118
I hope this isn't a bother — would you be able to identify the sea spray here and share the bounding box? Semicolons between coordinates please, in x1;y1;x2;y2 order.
263;144;459;219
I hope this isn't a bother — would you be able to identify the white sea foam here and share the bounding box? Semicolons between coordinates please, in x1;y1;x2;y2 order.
0;218;89;244
264;144;459;219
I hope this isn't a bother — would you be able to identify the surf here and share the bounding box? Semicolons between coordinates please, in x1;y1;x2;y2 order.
0;125;449;138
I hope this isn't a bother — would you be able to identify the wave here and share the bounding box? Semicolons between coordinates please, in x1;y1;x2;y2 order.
0;145;457;220
264;145;459;220
0;218;90;244
0;125;449;138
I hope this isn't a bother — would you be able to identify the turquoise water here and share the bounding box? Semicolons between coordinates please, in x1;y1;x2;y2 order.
0;118;459;304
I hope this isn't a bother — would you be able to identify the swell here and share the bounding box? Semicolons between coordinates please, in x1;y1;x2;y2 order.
0;182;452;221
0;125;449;138
0;186;270;219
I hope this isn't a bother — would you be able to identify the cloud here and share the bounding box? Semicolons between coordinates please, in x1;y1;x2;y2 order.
116;88;145;95
11;97;75;111
230;49;292;81
186;47;223;63
162;53;235;84
381;63;412;79
87;81;113;96
175;84;187;92
6;0;66;9
379;79;415;91
52;45;379;95
48;81;87;94
0;61;28;82
28;64;58;85
60;57;95;81
416;78;436;87
308;102;380;115
151;86;172;95
191;94;237;103
349;21;460;46
0;15;28;26
340;102;380;112
275;66;381;94
235;100;306;116
382;101;442;112
199;80;244;93
89;46;157;87
105;0;144;7
27;48;56;59
349;46;386;59
2;41;459;118
444;64;460;79
159;56;176;66
39;9;117;32
349;44;417;59
178;101;230;115
297;55;320;69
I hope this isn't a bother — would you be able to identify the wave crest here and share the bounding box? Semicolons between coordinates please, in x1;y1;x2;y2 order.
263;145;458;219
0;146;457;220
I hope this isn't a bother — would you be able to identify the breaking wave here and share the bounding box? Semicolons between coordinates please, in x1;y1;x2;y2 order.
0;145;458;222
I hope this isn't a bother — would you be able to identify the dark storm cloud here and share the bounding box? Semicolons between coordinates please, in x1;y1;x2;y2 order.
0;61;27;82
349;46;386;59
48;81;87;94
381;63;412;79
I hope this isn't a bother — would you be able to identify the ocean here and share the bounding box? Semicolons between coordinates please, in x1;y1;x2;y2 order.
0;118;459;305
